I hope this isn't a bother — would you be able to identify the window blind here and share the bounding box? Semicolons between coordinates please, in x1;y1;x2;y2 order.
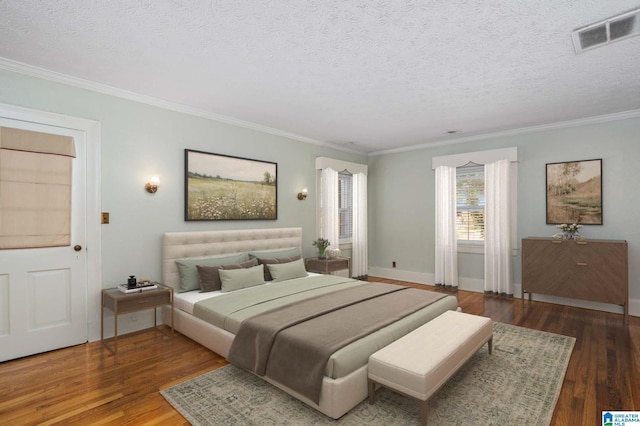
456;164;485;241
338;171;353;243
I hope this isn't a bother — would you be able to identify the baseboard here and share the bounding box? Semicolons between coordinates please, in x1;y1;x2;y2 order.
89;273;639;344
368;267;637;318
94;310;164;341
525;294;627;316
368;267;433;285
627;298;640;317
368;267;496;294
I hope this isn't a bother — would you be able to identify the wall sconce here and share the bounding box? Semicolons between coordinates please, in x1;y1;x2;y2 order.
297;188;308;200
145;176;160;194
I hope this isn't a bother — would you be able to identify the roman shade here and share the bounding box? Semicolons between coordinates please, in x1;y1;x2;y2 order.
0;127;76;249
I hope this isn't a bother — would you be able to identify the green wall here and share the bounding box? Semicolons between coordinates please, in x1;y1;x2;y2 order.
0;69;366;288
368;116;640;315
1;67;636;318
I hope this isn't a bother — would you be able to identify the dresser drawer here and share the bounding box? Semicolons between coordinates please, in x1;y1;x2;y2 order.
522;237;628;321
115;291;170;313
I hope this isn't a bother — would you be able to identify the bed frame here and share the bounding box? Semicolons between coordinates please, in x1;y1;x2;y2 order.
161;227;454;419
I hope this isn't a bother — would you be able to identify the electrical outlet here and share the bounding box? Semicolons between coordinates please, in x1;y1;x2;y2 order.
392;261;396;268
101;212;109;224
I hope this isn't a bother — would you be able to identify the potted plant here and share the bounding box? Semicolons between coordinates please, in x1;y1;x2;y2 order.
312;238;330;259
555;223;583;240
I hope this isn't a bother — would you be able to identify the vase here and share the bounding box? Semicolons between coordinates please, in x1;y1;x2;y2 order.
326;248;340;259
563;231;580;240
318;247;326;259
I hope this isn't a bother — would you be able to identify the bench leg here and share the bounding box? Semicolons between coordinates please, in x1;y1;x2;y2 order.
368;378;376;404
420;400;428;425
488;336;493;354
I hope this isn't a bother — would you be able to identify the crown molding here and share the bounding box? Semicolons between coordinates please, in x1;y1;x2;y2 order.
0;57;368;154
370;109;640;156
3;57;638;158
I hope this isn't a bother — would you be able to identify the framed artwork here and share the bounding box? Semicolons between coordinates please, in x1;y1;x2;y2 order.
546;158;602;225
184;149;277;221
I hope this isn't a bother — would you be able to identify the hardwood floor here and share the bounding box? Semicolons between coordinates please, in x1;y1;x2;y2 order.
1;277;638;425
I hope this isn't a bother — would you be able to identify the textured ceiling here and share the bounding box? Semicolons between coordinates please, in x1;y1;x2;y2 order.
1;0;639;154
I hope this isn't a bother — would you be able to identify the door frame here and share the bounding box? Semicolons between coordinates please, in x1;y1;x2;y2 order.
0;102;102;341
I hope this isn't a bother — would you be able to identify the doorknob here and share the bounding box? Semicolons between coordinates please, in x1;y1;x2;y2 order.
74;245;82;252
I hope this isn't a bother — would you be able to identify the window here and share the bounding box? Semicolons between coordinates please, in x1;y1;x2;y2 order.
456;164;484;242
315;157;367;250
433;147;517;255
338;171;353;243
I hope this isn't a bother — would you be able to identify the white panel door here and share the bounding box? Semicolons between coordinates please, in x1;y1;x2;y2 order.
0;117;87;362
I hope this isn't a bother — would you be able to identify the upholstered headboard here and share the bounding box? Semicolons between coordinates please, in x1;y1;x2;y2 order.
162;227;302;292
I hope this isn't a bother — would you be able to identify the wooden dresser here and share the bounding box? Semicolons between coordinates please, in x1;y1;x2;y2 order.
521;237;628;323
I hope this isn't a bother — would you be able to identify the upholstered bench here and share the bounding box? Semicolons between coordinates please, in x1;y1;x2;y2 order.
367;310;493;425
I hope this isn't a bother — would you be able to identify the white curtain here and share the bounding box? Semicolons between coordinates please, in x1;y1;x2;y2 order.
320;168;339;250
484;159;512;295
352;172;368;278
434;165;458;288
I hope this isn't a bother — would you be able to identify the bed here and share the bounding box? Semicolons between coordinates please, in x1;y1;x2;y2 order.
161;227;458;419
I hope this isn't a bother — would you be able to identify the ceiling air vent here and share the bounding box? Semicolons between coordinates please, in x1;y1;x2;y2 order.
572;8;640;53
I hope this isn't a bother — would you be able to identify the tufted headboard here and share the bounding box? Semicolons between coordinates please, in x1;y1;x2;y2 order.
162;227;302;292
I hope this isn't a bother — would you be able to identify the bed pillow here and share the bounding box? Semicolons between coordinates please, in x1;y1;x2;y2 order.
196;258;258;293
257;254;302;281
219;264;265;292
267;258;308;282
248;247;301;260
175;253;249;292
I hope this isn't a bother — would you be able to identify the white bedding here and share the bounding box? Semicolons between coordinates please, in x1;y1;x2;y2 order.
173;272;323;314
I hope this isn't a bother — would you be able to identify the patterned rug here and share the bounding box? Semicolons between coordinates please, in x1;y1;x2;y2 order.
161;323;575;425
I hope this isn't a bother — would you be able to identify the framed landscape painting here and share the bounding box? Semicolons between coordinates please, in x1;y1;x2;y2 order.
546;158;602;225
185;149;277;221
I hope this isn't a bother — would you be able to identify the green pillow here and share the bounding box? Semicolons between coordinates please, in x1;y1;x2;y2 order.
248;247;300;259
267;258;308;282
175;253;248;292
219;264;265;292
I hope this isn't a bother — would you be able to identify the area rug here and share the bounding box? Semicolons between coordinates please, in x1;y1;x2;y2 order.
161;323;575;425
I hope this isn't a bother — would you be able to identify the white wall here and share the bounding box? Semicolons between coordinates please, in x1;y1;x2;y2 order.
0;68;367;337
368;116;640;317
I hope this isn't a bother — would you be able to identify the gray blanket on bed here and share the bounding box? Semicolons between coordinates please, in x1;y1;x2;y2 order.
227;282;446;404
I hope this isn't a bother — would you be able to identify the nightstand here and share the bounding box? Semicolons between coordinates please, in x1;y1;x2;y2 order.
305;257;351;277
101;284;173;354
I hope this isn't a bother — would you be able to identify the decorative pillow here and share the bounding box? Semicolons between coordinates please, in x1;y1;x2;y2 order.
248;247;301;260
267;258;308;282
196;258;258;293
175;253;249;293
257;254;302;281
219;264;265;293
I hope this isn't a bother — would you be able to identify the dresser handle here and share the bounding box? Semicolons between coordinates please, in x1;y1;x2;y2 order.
576;262;588;266
137;300;149;304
